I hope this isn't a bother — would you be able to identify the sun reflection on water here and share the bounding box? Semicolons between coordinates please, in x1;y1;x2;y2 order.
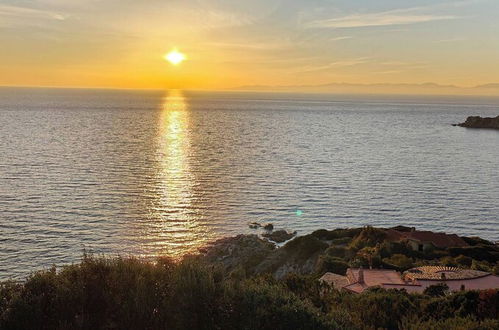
145;90;209;258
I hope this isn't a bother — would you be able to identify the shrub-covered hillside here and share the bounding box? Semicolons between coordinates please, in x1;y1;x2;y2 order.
1;227;498;330
201;226;499;278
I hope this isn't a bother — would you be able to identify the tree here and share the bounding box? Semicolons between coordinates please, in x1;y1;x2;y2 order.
424;283;449;297
357;246;379;269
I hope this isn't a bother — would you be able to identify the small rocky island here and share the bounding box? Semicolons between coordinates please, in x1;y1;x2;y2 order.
454;115;499;129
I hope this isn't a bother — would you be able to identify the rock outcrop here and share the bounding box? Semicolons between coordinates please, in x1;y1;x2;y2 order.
255;234;329;278
200;232;328;278
262;229;296;243
454;115;499;129
198;226;492;280
200;235;275;273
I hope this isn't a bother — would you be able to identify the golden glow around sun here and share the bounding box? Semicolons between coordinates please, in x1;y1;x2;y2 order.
164;49;186;65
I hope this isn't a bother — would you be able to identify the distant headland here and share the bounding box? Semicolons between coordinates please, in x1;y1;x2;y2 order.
234;82;499;96
454;115;499;129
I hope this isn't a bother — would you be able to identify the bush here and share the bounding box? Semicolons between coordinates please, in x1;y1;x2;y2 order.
349;226;387;250
448;246;499;263
462;236;495;246
227;280;336;330
0;256;176;330
425;249;450;260
344;288;416;330
424;283;449;297
330;237;353;245
422;290;481;320
382;254;414;270
455;255;473;267
316;256;349;275
471;260;492;272
311;228;361;241
283;235;328;261
477;289;499;320
400;316;499;330
493;263;499;275
325;246;346;258
439;256;459;267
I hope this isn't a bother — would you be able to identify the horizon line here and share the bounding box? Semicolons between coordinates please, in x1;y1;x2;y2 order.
2;82;499;97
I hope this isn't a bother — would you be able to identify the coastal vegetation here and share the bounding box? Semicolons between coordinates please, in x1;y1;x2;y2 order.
1;226;498;330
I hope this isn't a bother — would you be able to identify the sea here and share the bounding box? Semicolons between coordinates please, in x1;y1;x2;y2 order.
1;87;498;280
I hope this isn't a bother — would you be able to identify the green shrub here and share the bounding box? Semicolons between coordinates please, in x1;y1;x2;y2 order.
330;237;353;245
316;256;349;275
422;290;481;319
380;241;414;258
493;263;499;275
325;246;346;258
345;288;416;330
400;316;499;330
425;249;450;260
311;228;361;241
227;280;336;330
455;255;473;267
424;283;449;297
477;289;499;320
349;226;387;250
382;254;414;270
440;256;459;267
448;246;499;263
283;235;328;261
462;236;495;246
471;260;492;272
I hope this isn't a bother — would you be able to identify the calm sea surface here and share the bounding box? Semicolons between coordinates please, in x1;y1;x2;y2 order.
1;88;499;279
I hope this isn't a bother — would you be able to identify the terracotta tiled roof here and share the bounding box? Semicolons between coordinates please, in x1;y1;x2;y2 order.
342;282;369;294
404;266;490;280
319;273;349;289
386;229;468;249
343;268;405;293
321;267;499;294
405;232;468;248
385;229;406;242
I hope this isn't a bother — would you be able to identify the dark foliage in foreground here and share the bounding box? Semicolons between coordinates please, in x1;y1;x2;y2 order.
1;255;498;330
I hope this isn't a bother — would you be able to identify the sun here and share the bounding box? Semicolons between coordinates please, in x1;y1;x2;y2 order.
164;49;186;65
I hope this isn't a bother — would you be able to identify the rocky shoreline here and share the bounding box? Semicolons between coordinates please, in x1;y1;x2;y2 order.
199;226;499;279
454;115;499;129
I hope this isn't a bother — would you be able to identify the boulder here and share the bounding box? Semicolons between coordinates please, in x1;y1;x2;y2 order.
256;234;329;278
200;234;275;273
248;222;261;229
263;223;274;231
262;229;296;243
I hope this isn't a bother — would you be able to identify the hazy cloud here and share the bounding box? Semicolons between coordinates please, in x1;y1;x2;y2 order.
329;36;352;41
0;4;66;21
433;37;466;43
297;57;370;73
203;41;290;50
307;8;458;29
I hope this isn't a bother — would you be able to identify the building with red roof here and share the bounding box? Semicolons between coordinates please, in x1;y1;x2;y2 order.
385;227;468;252
320;266;499;294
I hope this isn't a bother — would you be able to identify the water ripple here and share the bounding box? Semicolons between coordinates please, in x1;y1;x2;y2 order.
1;88;498;279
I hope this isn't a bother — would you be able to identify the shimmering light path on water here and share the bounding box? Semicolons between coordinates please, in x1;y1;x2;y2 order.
1;88;498;279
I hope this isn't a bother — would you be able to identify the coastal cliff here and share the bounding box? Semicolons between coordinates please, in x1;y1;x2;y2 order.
454;115;499;129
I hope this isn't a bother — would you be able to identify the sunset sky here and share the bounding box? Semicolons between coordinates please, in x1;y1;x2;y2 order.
1;0;498;91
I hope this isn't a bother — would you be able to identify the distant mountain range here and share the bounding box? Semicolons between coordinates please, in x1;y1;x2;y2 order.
233;82;499;96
